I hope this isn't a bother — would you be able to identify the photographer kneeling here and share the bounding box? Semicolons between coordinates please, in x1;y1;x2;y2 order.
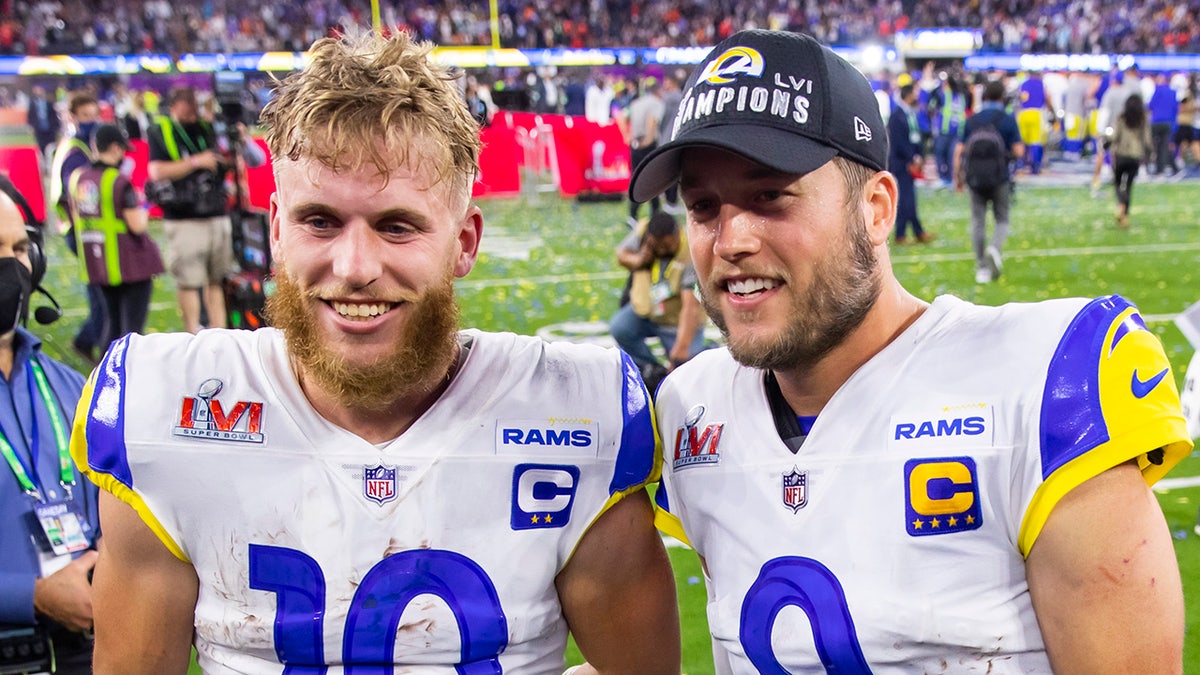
147;86;260;334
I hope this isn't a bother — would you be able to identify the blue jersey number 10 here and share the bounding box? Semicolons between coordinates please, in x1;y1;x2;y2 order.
248;544;509;674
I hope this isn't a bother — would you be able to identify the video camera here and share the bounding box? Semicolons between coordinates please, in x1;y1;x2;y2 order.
213;70;246;128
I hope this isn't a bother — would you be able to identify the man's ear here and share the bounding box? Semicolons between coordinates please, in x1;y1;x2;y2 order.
454;203;483;278
863;171;899;246
268;192;284;265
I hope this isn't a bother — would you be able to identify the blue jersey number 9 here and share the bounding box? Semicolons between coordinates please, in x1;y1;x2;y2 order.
739;556;871;674
248;544;509;674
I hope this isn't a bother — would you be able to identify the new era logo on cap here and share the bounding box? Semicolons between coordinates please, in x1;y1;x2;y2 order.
629;30;888;203
854;116;873;142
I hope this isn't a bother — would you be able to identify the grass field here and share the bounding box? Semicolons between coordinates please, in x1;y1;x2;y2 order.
31;174;1200;672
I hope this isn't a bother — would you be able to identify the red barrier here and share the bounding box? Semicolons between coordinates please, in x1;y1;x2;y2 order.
0;145;47;223
497;111;630;197
244;138;275;211
475;122;521;198
113;122;626;208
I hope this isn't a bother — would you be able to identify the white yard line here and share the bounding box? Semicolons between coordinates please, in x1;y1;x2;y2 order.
1158;475;1200;491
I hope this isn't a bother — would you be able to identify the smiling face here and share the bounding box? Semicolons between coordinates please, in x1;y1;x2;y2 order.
680;147;882;371
267;152;481;411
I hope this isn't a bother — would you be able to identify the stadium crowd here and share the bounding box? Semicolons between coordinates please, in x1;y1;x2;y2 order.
0;0;1198;55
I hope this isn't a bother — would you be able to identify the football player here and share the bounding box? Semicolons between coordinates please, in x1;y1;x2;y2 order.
631;29;1189;673
76;31;679;674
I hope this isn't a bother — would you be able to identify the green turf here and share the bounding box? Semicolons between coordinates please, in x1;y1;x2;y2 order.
34;179;1199;673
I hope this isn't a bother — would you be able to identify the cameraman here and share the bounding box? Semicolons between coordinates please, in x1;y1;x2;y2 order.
148;86;252;334
0;178;97;675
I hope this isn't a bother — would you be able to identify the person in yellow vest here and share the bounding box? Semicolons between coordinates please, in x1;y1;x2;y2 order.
609;211;706;389
146;86;234;334
48;91;106;364
66;124;163;350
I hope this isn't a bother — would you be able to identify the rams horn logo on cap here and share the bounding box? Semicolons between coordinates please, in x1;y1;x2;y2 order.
697;46;765;85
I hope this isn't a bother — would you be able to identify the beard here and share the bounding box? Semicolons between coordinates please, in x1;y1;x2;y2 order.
701;209;881;372
266;268;461;411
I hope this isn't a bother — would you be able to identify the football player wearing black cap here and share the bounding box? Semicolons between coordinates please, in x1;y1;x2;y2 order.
635;29;1188;674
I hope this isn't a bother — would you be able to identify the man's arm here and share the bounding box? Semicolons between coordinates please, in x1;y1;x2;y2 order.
120;181;148;235
147;150;219;183
1026;461;1183;674
556;490;680;675
615;230;649;271
668;287;703;368
32;550;98;631
92;491;198;675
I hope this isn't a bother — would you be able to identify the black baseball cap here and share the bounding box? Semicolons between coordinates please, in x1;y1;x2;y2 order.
629;30;888;203
92;123;130;152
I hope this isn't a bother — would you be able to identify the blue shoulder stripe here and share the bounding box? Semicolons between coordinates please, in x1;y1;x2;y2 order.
83;334;134;489
1039;295;1133;478
609;349;657;494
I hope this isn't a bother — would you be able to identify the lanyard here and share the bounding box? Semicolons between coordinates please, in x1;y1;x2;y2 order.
0;358;72;501
172;120;208;155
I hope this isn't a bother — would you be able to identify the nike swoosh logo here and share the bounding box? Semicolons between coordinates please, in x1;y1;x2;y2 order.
1131;368;1169;399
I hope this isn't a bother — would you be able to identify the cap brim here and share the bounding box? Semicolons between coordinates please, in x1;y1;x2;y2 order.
629;124;838;203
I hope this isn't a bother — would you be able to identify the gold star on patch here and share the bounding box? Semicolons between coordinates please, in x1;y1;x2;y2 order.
912;519;924;529
948;516;958;526
931;518;941;528
531;515;540;524
966;514;976;524
545;514;553;523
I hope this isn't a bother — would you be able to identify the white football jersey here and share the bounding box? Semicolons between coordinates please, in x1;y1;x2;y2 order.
73;328;658;674
654;295;1190;674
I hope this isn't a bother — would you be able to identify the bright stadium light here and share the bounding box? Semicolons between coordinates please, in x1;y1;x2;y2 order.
860;45;884;73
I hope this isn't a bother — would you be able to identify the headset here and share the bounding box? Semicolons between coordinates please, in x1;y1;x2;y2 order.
0;174;61;324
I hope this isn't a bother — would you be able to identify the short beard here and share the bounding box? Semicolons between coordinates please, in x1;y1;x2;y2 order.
702;209;880;372
266;268;461;411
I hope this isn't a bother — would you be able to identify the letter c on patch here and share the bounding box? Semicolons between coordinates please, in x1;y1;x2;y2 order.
908;460;975;515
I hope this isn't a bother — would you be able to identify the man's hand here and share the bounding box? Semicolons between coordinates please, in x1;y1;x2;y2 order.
33;550;98;632
189;150;220;172
667;341;691;370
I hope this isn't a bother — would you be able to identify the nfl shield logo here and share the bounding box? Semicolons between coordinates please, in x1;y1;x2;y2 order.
782;467;808;513
363;464;397;505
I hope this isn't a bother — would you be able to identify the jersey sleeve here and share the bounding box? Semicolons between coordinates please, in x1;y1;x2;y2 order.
1019;295;1192;554
69;334;189;562
647;371;694;549
604;349;660;499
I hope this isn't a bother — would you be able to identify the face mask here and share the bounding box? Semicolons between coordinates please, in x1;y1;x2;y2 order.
76;121;98;140
0;257;32;335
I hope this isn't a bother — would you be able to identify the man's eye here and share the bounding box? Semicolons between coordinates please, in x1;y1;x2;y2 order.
379;222;415;236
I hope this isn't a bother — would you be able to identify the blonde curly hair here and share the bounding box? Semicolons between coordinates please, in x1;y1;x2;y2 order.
262;30;481;199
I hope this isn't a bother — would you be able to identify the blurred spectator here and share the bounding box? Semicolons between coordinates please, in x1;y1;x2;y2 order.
657;70;685;213
25;84;59;168
888;83;931;246
625;77;663;227
610;211;706;391
1110;94;1153;228
930;73;967;188
66;123;163;349
585;74;614;125
1147;72;1179;176
954;79;1024;284
49;91;107;365
464;75;495;127
562;73;586;116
